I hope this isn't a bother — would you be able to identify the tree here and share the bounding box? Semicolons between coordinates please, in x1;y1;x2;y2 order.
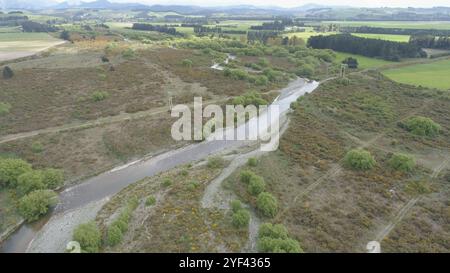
3;66;14;79
60;30;70;41
342;57;358;69
41;168;64;189
17;170;45;196
73;222;102;253
18;190;58;222
256;192;278;218
248;175;265;196
232;209;250;228
388;153;416;172
0;158;32;188
230;200;243;213
344;149;376;171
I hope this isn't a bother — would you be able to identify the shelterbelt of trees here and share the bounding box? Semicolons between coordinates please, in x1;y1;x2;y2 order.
131;23;182;36
341;26;450;36
308;34;426;61
410;35;450;50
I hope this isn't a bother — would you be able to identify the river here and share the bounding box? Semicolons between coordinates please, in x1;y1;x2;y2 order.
0;77;319;253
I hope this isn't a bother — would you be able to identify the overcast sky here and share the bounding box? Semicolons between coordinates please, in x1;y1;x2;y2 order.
61;0;450;8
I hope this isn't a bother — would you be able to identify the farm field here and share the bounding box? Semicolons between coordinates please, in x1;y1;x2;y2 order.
352;33;410;42
382;59;450;90
335;52;394;69
0;33;64;62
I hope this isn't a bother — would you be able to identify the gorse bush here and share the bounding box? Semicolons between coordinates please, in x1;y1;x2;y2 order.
248;175;266;196
404;116;441;137
41;168;64;189
18;190;58;222
107;225;123;246
257;223;302;253
388;153;416;172
0;158;32;188
31;142;44;153
247;157;258;167
91;91;109;102
256;192;278;218
145;196;156;206
240;170;255;184
232;91;268;107
17;170;45;196
344;149;376;171
230;200;242;213
0;102;11;116
73;222;102;253
182;59;193;68
232;209;250;228
207;156;225;169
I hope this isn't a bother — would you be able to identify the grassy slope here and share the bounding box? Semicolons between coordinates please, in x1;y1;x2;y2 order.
326;21;450;29
383;59;450;90
352;33;410;43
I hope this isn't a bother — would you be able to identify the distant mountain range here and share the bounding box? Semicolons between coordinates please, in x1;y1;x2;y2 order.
0;0;331;13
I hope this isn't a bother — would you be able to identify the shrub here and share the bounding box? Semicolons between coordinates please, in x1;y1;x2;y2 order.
73;222;102;253
182;59;193;68
18;190;58;222
0;102;11;116
41;168;64;189
60;30;70;40
122;48;135;58
258;237;302;253
0;158;32;188
107;225;123;246
388;153;416;173
112;219;128;233
344;149;376;171
17;171;45;196
162;178;172;187
247;157;258;167
91;91;109;102
3;66;14;79
232;91;268;107
405;180;432;195
404;116;441;137
248;175;265;196
257;223;302;253
230;200;242;213
232;209;250;228
145;196;156;206
31;142;44;153
207;156;225;169
256;192;278;218
240;170;255;184
255;75;269;86
295;65;314;78
186;181;200;191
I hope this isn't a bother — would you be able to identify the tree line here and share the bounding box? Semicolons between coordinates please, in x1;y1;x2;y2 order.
131;23;182;36
341;26;450;37
21;21;58;32
308;34;426;61
193;26;247;35
409;35;450;50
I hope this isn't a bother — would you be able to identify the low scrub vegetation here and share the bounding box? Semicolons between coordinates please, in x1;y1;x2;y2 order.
388;153;416;172
402;116;441;137
257;223;302;253
73;222;102;253
344;149;376;171
256;192;278;218
18;190;58;222
0;102;11;116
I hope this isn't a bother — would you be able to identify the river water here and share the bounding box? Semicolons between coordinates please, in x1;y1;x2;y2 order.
0;78;319;253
